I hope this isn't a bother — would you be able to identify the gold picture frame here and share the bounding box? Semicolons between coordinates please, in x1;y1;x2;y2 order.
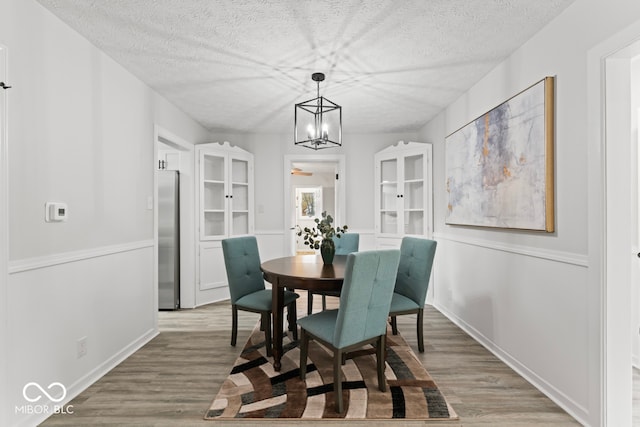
445;76;555;232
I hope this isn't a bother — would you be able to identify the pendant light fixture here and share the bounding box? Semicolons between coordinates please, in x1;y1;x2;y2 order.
294;72;342;150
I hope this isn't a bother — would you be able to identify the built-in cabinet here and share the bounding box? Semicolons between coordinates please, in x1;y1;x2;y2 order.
374;141;433;248
195;142;254;303
157;149;180;171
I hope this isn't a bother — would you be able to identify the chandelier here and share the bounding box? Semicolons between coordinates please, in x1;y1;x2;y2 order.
294;72;342;150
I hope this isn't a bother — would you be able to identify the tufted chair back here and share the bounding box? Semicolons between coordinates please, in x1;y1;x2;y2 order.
222;236;265;304
333;250;400;348
394;237;437;306
332;233;360;255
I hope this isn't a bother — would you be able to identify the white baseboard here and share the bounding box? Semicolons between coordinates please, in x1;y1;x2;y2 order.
22;328;158;427
434;302;591;426
196;286;230;308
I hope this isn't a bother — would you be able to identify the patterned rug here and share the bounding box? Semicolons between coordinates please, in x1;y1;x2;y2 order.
205;322;459;422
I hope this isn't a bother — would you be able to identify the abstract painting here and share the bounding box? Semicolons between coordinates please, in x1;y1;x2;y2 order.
445;77;554;231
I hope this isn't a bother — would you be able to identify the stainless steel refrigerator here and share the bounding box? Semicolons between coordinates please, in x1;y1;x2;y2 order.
158;170;180;310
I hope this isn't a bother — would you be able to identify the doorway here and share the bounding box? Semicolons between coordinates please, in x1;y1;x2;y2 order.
294;185;324;254
0;43;8;427
283;155;345;256
153;126;195;309
605;40;640;427
590;26;640;426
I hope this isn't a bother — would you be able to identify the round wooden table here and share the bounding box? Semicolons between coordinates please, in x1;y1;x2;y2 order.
261;254;347;371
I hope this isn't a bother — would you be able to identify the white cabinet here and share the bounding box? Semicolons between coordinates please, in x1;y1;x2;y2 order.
199;147;253;240
374;141;433;247
195;142;254;302
157;149;180;171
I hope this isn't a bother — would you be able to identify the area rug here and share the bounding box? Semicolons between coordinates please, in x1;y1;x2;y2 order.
205;323;459;422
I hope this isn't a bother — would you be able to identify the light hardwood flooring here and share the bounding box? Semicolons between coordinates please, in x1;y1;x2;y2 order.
42;293;580;426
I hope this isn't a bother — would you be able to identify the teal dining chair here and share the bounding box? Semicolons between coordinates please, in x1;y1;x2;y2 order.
388;237;437;353
307;233;359;314
222;236;300;356
298;249;400;414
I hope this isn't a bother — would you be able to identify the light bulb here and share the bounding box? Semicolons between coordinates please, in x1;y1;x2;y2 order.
322;124;329;141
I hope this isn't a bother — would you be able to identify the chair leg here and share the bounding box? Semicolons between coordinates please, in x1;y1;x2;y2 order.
262;312;272;357
417;308;424;353
390;315;398;335
231;305;238;346
307;292;314;315
334;349;344;414
377;335;387;392
289;301;298;341
322;294;327;311
299;329;308;380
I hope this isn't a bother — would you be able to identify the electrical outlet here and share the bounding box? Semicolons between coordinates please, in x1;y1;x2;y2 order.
77;336;87;358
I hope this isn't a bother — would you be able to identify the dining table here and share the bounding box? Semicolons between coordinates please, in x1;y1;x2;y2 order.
261;254;347;371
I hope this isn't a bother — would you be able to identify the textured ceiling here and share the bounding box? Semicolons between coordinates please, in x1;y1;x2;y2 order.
36;0;575;135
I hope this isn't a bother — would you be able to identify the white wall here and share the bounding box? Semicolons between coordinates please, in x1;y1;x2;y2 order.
419;0;640;425
0;1;210;425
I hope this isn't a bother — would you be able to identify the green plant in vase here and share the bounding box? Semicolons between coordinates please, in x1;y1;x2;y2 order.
296;211;348;265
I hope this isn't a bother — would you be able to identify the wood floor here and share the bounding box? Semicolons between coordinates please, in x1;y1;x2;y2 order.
42;293;580;426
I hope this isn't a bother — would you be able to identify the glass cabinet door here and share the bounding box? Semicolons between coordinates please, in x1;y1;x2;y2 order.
230;157;249;236
403;154;424;235
201;153;226;239
375;142;432;245
379;158;398;234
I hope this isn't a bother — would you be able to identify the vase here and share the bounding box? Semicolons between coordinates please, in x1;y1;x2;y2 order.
320;239;335;265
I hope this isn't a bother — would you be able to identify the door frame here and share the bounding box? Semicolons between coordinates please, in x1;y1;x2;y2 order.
587;21;640;427
283;154;345;256
0;43;8;427
153;125;195;309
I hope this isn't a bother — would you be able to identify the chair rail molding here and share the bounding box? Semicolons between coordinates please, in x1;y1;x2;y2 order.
8;240;154;274
433;232;588;268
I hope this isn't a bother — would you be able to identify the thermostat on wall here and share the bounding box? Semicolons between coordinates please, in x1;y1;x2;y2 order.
45;202;68;222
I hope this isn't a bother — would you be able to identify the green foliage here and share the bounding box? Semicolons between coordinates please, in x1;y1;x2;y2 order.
296;211;348;250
